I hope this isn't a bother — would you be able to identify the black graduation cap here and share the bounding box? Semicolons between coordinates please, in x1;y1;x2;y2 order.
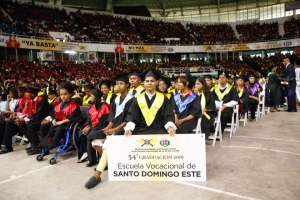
170;76;177;82
248;74;256;79
41;84;48;89
48;89;57;95
84;83;95;90
91;89;103;99
17;86;27;92
140;67;163;81
158;77;171;88
218;70;230;78
130;69;142;78
72;84;79;90
27;85;41;95
114;73;129;84
269;65;276;71
185;72;195;89
236;75;247;82
99;80;112;89
204;74;213;80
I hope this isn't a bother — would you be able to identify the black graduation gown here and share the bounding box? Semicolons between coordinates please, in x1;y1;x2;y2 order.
126;93;175;135
28;97;49;122
107;96;134;135
199;92;216;136
86;103;110;141
49;101;83;133
102;93;117;105
172;92;202;133
46;101;83;146
268;73;281;106
237;87;249;114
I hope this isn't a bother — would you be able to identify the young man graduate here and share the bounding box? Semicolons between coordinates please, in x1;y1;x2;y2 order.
128;69;145;97
84;69;175;189
213;70;239;134
124;67;176;136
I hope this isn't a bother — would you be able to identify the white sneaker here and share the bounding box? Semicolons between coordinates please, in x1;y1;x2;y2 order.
208;135;214;140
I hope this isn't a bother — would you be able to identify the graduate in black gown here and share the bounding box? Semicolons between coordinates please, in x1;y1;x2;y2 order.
45;82;82;151
81;89;110;167
98;80;116;105
82;83;95;106
245;74;262;121
213;70;239;134
85;69;176;188
14;85;50;155
235;76;249;119
204;74;216;92
84;73;138;189
103;73;134;136
267;65;281;112
124;67;176;136
194;77;216;139
157;77;174;101
172;72;202;134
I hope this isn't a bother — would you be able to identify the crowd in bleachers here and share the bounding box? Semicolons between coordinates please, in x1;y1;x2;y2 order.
236;21;282;42
283;16;300;38
1;0;299;44
186;23;238;44
1;53;299;87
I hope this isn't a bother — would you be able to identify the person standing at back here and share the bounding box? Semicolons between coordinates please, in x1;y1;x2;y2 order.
295;65;300;106
281;58;297;112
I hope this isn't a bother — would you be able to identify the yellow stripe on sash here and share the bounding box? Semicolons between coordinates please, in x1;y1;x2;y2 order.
83;95;90;104
214;85;232;101
137;92;164;126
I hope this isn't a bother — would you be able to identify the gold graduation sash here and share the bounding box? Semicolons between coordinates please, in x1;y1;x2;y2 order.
137;92;164;126
83;95;90;104
165;93;171;100
48;97;56;104
215;84;232;101
237;87;244;98
106;92;112;105
130;85;145;97
200;92;210;120
210;85;215;92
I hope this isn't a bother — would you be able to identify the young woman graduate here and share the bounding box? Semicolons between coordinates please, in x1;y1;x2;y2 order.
98;80;117;105
84;68;175;189
172;72;202;133
245;74;262;122
80;89;110;167
157;76;174;101
44;82;83;151
194;77;216;139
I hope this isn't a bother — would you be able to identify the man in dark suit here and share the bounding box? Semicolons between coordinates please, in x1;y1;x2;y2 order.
281;58;297;112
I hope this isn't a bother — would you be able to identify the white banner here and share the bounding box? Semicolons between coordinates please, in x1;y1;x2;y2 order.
107;134;206;181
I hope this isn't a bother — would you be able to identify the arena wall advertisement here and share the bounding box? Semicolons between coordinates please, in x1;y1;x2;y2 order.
0;36;61;51
107;134;206;181
0;35;299;53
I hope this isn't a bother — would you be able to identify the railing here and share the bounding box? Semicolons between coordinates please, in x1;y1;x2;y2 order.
1;32;299;46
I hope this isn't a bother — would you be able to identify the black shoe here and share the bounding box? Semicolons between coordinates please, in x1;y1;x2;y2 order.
77;158;88;163
85;176;101;189
27;148;41;155
0;148;13;154
86;162;97;167
26;145;35;152
26;146;38;153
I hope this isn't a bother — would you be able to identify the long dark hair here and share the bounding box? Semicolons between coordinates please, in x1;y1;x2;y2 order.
196;77;211;102
92;89;103;110
9;87;19;99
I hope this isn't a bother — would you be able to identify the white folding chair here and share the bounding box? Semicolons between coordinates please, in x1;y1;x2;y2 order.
14;133;29;146
257;91;265;118
224;105;237;138
194;117;202;134
264;106;270;115
212;101;223;147
239;110;248;126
